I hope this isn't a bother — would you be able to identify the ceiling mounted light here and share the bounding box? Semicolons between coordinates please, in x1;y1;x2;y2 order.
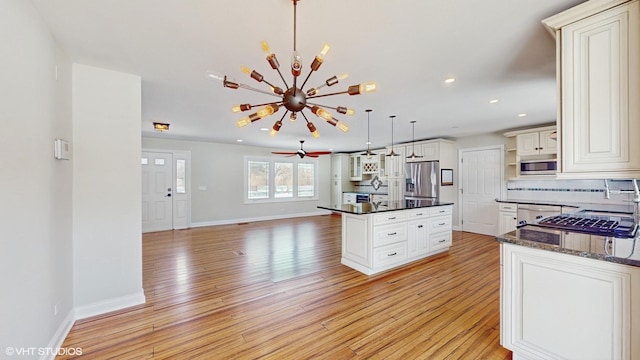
406;120;423;160
361;109;376;159
222;0;377;138
386;115;398;157
153;122;170;132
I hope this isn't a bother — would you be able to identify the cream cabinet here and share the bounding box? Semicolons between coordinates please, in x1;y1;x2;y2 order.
516;129;557;156
543;0;640;179
341;205;453;275
501;243;640;359
384;145;405;178
498;203;517;235
349;154;362;181
330;154;354;208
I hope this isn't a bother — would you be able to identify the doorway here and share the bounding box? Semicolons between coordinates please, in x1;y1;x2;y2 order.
141;150;191;232
459;146;504;236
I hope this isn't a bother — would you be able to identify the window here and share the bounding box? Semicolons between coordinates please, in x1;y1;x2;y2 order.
248;160;269;199
176;159;186;194
245;157;317;202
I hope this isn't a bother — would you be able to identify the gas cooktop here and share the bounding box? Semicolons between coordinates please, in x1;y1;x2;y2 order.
536;213;638;238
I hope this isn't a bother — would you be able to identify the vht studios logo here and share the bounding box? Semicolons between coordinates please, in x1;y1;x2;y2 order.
5;347;83;356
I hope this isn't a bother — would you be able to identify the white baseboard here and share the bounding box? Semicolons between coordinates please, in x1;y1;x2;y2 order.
40;310;76;360
74;290;146;320
191;210;332;228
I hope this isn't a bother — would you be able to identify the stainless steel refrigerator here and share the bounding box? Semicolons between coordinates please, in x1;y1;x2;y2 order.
404;161;439;200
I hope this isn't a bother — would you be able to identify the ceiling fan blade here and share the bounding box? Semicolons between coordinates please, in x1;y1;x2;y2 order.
306;154;319;158
271;151;297;155
305;151;332;156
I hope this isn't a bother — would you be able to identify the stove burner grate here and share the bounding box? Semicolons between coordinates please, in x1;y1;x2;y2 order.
537;214;637;238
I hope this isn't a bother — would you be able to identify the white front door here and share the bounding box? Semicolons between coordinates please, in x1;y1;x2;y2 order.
142;151;173;232
460;146;503;236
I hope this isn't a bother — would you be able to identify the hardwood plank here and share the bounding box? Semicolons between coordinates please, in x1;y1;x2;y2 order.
57;216;511;359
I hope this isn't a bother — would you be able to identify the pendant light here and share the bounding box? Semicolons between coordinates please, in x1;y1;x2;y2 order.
360;109;376;158
406;120;423;160
386;115;398;157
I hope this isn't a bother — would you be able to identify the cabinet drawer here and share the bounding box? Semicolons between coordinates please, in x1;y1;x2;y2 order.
373;223;408;247
373;212;407;225
430;216;452;232
430;231;452;251
373;242;408;268
429;206;452;217
499;203;517;212
406;208;429;219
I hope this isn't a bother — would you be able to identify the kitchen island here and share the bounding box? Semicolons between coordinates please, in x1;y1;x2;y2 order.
318;200;453;275
497;226;640;359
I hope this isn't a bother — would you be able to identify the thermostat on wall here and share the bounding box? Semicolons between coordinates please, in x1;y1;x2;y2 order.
54;139;70;160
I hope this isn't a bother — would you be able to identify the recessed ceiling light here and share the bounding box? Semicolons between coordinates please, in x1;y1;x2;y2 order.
518;113;527;118
489;99;499;104
444;77;456;84
236;139;243;142
260;128;269;131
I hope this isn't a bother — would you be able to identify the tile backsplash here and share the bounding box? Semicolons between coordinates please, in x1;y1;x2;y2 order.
507;179;637;206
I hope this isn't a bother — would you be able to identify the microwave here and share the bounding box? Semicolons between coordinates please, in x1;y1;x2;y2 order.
520;159;557;175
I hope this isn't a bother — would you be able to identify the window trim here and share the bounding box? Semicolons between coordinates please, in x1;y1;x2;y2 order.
244;156;319;204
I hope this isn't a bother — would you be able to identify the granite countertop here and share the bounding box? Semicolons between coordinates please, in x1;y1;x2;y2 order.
318;200;454;215
497;226;640;267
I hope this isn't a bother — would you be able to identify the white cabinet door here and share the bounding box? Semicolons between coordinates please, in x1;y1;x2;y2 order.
498;211;517;235
349;154;362;180
501;243;639;360
516;132;540;156
559;1;640;176
407;219;428;258
405;143;424;162
384;146;405;178
538;129;557;155
387;178;404;203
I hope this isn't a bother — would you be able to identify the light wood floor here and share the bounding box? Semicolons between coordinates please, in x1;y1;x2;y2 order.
59;214;511;359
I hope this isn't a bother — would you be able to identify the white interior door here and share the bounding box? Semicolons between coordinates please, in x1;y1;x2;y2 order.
142;151;173;232
460;146;503;236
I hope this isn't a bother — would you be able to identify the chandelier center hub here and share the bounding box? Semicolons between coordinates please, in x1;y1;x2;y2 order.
283;87;307;112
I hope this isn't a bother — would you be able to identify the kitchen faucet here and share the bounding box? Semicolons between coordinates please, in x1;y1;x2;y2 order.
603;179;640;220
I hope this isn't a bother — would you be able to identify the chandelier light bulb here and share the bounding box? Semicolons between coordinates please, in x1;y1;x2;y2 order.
289;112;297;122
336;106;355;116
291;51;302;76
260;41;272;55
256;104;279;118
318;43;331;58
237;117;251;128
335;121;349;132
270;120;283;136
231;104;252;113
307;122;320;138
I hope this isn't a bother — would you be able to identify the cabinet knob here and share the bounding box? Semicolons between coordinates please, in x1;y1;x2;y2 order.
387;252;397;257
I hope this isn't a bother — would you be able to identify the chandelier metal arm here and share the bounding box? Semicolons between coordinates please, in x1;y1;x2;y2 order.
306;90;349;99
274;67;289;89
236;83;283;98
300;69;314;91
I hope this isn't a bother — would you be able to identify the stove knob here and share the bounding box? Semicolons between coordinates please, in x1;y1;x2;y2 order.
519;220;528;226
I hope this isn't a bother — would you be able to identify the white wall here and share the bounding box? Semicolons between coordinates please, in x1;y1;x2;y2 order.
142;137;331;225
72;64;145;317
0;0;74;356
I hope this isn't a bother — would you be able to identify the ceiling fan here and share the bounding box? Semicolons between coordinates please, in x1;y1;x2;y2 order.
271;140;332;158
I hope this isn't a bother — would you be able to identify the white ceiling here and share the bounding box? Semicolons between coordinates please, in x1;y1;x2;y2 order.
32;0;586;153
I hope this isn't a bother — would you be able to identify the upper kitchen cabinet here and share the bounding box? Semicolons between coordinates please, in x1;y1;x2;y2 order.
385;145;405;178
516;129;557;156
349;154;363;181
405;139;455;162
543;0;640;179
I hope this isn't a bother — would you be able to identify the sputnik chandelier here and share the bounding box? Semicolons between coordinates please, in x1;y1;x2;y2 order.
222;0;377;138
